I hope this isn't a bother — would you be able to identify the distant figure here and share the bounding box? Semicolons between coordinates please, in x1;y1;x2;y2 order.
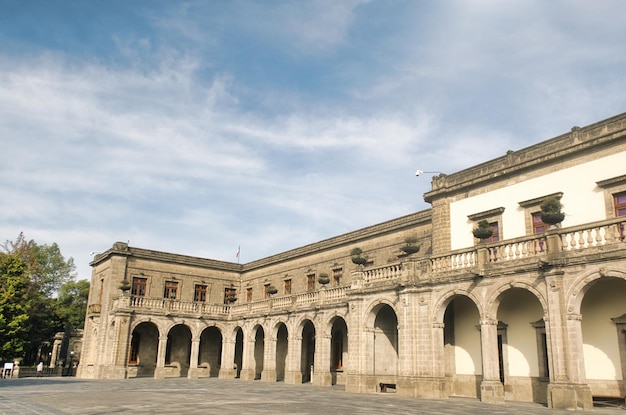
36;362;44;377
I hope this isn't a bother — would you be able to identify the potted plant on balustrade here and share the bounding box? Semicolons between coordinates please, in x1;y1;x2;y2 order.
267;285;278;296
350;247;367;265
318;273;330;285
401;236;420;254
540;197;565;227
472;220;494;241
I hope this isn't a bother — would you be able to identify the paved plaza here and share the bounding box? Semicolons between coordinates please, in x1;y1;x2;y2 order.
0;377;623;415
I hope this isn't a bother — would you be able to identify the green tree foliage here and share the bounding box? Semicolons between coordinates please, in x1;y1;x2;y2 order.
0;252;31;362
55;279;90;330
0;233;86;365
4;233;75;296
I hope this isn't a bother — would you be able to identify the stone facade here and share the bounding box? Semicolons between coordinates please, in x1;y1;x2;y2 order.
78;112;626;410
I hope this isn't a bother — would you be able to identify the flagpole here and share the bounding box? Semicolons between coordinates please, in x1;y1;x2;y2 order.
236;245;240;264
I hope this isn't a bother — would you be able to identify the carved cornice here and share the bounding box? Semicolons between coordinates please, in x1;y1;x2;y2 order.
242;210;432;271
424;112;626;202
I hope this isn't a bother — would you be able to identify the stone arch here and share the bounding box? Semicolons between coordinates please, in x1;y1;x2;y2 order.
327;314;349;386
566;269;626;315
485;280;548;320
432;288;483;325
127;320;159;378
364;298;399;328
252;324;265;380
274;321;289;382
434;291;482;399
232;326;244;378
198;325;223;377
487;283;546;401
165;323;193;378
365;301;399;383
566;269;626;397
296;318;316;383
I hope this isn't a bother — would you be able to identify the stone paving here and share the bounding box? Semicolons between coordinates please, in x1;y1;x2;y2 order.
0;377;624;415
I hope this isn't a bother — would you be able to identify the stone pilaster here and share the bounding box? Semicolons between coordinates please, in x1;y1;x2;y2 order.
413;290;447;399
219;339;237;379
187;338;201;379
345;296;366;393
239;338;256;381
313;333;332;386
479;318;504;404
261;337;277;382
284;334;302;384
153;335;168;379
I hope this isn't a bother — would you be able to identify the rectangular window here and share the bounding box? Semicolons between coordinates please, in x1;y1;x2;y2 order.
307;274;315;291
532;212;547;234
284;279;292;295
194;284;207;302
224;287;236;304
333;268;343;286
615;192;626;217
163;281;178;299
488;221;500;242
131;277;147;297
246;287;253;303
264;284;271;299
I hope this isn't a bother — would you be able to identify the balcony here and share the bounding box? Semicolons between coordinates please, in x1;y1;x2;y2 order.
108;217;625;319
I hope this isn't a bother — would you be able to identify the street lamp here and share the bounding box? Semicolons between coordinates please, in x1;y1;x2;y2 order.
68;351;74;377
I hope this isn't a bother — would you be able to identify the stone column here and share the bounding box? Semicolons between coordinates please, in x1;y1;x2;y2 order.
239;338;256;381
345;298;366;393
102;312;131;379
284;334;302;384
261;337;277;382
413;290;447;399
396;291;417;397
545;313;592;410
154;335;168;379
479;318;504;404
187;338;201;379
313;333;332;386
50;333;63;368
219;338;237;379
544;271;592;410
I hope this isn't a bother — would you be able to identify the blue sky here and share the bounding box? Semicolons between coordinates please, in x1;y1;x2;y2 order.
1;0;625;281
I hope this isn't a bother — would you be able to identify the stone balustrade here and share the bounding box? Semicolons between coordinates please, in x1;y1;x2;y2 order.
108;217;625;319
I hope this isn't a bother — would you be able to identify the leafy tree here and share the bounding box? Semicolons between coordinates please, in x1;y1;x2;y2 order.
0;234;81;365
0;252;31;363
55;279;90;330
3;233;75;296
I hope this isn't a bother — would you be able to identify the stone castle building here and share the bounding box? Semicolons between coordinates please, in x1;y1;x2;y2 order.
78;112;626;410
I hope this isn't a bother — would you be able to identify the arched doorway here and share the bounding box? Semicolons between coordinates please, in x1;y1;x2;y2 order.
199;326;222;377
580;277;626;398
443;295;481;398
253;326;264;380
128;321;158;378
371;304;398;382
276;323;288;382
301;320;315;383
330;317;348;386
496;288;545;403
165;324;192;378
234;327;244;378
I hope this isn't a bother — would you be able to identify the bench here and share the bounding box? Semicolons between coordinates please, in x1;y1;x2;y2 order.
379;383;396;393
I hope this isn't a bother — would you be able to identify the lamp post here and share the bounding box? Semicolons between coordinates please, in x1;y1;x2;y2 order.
68;351;74;377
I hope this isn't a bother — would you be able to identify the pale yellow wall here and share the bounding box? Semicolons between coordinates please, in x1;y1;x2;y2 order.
450;151;626;250
582;278;626;381
453;298;482;375
497;290;543;377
